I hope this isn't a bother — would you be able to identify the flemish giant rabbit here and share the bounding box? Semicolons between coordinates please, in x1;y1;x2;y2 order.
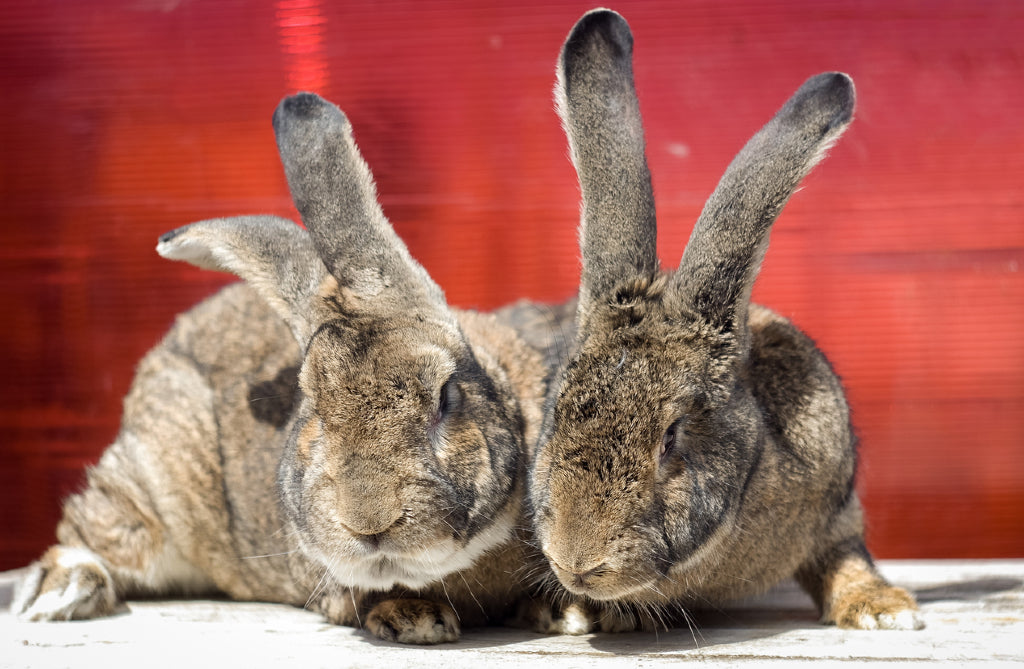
12;92;568;644
528;9;923;632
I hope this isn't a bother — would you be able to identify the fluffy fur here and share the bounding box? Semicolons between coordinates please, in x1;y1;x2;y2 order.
12;92;571;644
529;9;922;632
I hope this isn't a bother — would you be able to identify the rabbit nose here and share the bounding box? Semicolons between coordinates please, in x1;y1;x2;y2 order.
548;552;607;591
570;562;607;590
340;510;403;539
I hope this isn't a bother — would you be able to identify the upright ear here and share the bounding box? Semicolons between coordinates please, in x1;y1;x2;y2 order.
673;72;855;351
157;215;326;344
272;93;446;312
557;9;658;328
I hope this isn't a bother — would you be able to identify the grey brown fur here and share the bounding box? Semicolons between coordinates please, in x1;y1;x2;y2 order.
529;9;922;633
12;92;570;644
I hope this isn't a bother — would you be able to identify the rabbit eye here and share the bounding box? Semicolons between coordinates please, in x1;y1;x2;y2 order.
432;375;461;428
659;419;684;463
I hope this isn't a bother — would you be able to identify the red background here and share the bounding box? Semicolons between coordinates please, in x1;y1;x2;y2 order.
1;0;1022;570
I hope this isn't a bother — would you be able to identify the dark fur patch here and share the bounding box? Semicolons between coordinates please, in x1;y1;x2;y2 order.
248;365;301;428
308;319;383;364
599;275;666;330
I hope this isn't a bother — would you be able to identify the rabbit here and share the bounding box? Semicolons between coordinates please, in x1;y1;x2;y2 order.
11;91;568;644
527;9;923;633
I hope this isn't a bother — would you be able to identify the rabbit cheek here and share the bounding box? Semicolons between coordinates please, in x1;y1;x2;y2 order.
659;486;710;567
276;407;320;531
433;366;522;542
467;420;522;531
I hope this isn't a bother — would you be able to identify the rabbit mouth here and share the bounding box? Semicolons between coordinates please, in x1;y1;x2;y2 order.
316;503;518;590
356;554;457;590
310;544;466;590
548;557;661;600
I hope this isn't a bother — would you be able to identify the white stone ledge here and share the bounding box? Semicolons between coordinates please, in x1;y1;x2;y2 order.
2;560;1022;667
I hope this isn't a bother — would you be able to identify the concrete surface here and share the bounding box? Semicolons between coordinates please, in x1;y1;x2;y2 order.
1;560;1022;667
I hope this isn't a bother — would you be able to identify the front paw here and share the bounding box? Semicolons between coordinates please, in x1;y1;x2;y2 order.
516;598;597;635
366;598;459;644
828;583;924;630
12;546;119;621
515;597;650;635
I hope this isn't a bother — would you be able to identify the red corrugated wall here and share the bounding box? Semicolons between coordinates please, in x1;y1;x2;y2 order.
1;0;1022;570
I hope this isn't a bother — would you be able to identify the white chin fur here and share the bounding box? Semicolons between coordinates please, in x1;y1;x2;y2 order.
319;504;516;590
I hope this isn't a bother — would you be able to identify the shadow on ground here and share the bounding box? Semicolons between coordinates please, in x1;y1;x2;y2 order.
3;566;1022;655
914;578;1023;603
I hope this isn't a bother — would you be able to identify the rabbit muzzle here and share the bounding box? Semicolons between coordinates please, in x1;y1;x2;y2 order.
304;492;518;590
544;547;664;600
539;503;671;600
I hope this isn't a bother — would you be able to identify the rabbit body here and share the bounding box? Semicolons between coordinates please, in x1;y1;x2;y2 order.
12;93;567;644
528;9;922;633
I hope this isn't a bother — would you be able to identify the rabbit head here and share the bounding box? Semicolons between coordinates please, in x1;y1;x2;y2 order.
530;9;856;602
157;93;527;591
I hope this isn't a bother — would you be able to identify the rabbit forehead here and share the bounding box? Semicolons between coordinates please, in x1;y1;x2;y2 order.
535;320;737;508
564;317;736;427
305;314;462;383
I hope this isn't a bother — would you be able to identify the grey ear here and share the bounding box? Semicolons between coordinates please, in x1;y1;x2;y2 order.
673;72;855;351
272;93;445;310
157;215;327;343
557;9;658;326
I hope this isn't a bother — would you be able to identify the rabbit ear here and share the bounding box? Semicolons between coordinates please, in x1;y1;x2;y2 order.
272;93;446;311
673;72;855;350
557;9;658;325
157;215;326;343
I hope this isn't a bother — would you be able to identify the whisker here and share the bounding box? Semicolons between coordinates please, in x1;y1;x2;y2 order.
437;575;460;623
304;562;331;611
239;550;298;560
458;571;486;619
348;587;361;628
248;393;289;401
680;606;702;648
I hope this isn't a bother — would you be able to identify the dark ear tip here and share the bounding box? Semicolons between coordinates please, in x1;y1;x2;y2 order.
158;226;186;244
783;71;855;130
810;71;854;99
280;91;326;116
272;92;347;133
575;7;628;32
563;8;633;63
808;71;855;118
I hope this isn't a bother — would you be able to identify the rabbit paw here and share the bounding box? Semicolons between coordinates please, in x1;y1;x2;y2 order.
12;546;119;621
365;598;459;644
526;599;695;634
514;598;604;635
516;598;657;635
829;583;925;631
595;606;652;633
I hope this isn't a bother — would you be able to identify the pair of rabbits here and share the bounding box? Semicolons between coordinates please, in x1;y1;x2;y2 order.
12;9;922;643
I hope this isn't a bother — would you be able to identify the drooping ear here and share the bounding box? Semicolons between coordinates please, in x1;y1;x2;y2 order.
272;92;446;311
557;9;658;327
157;215;327;344
673;72;855;352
